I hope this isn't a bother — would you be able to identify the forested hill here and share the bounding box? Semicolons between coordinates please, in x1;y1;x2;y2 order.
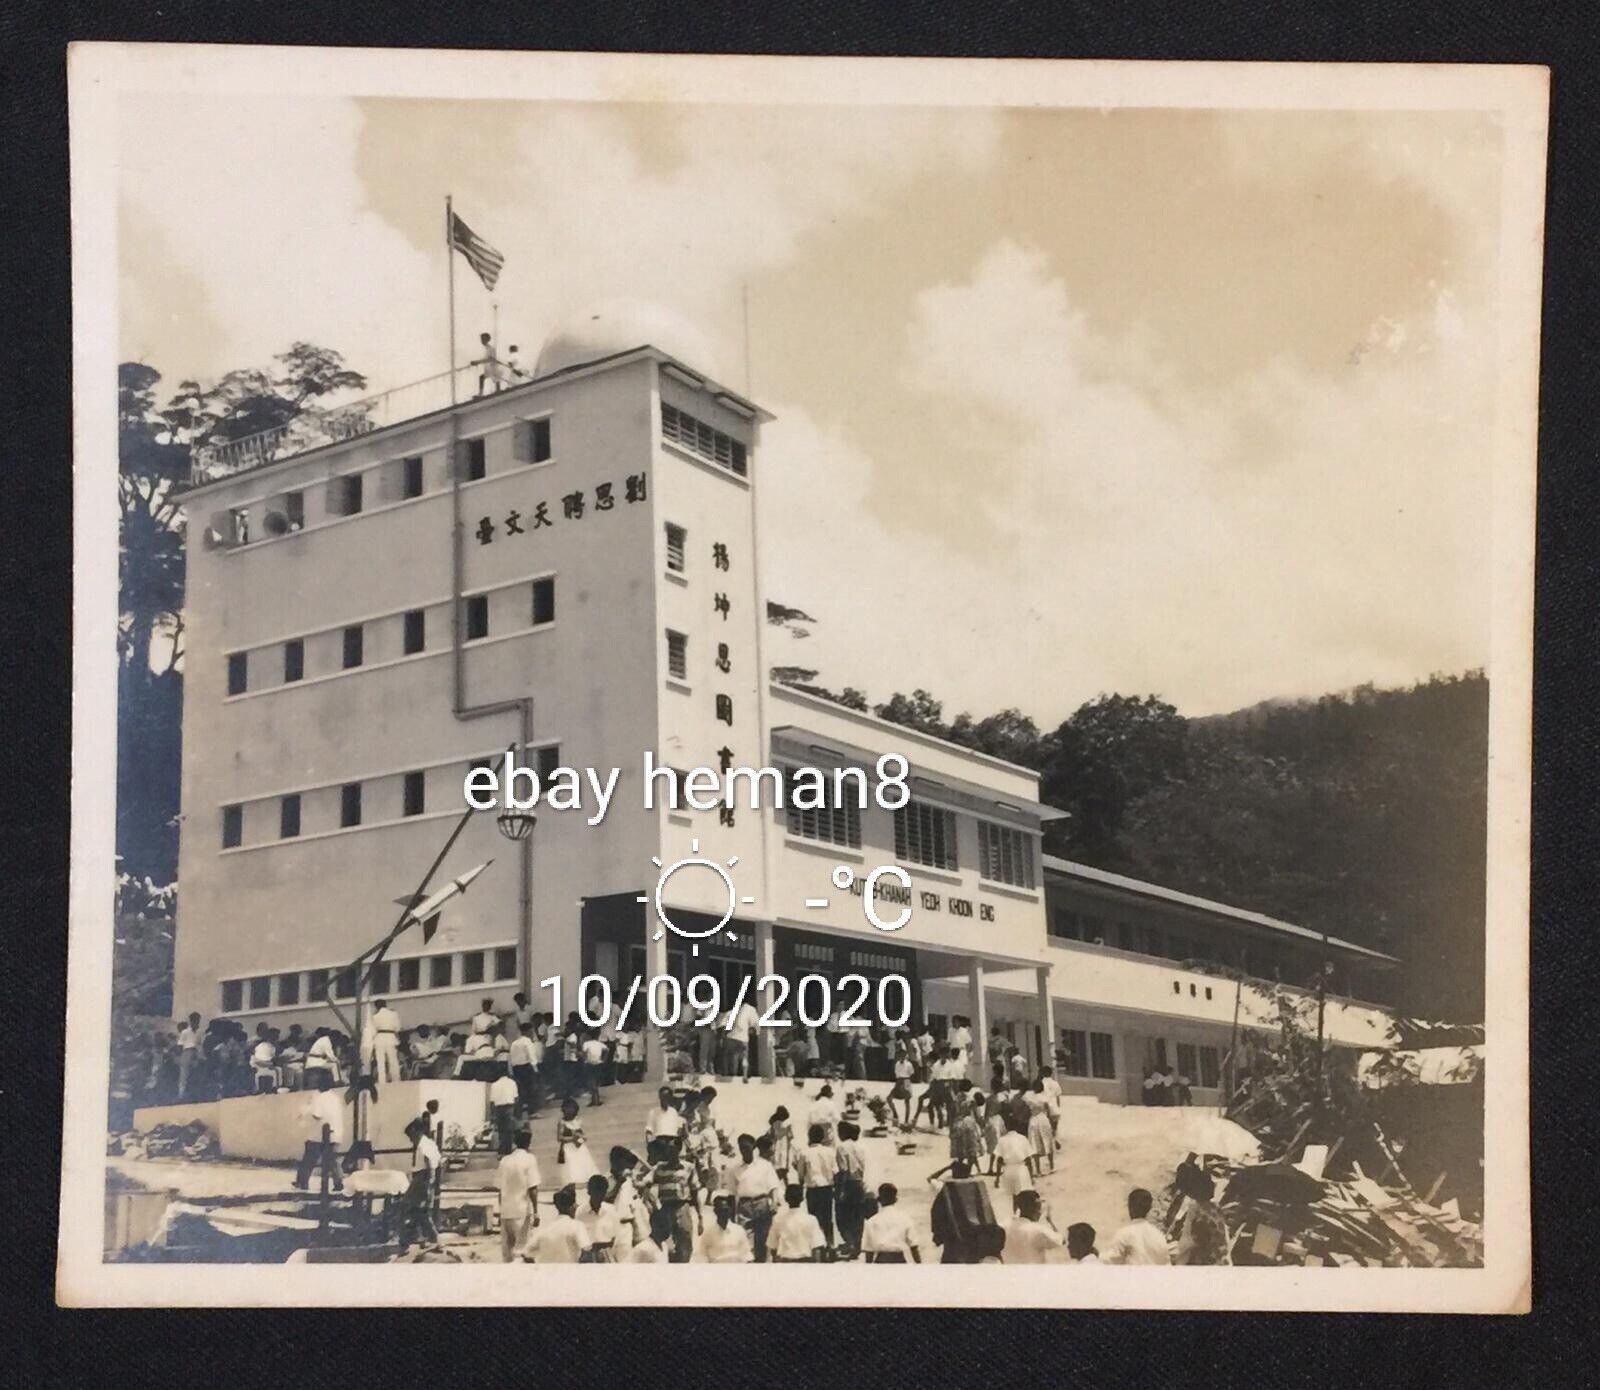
794;672;1488;1021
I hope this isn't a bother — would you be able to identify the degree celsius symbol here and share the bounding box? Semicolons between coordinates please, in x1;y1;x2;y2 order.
816;862;912;933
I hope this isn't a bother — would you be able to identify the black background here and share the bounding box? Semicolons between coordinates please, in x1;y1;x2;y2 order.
3;1;1594;1383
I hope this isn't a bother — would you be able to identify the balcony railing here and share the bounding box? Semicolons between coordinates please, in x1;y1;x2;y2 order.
190;363;501;485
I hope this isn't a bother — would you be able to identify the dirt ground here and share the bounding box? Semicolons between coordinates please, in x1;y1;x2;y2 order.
112;1079;1257;1264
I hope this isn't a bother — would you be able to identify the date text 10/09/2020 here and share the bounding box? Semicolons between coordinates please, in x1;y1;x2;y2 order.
538;972;913;1033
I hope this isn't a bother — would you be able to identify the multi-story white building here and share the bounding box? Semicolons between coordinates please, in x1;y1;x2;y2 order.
175;309;1397;1090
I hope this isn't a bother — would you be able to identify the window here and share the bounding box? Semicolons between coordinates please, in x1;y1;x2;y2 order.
666;629;688;681
1090;1032;1116;1079
280;794;301;839
1051;909;1082;942
332;473;363;516
466;594;489;640
227;652;248;696
1198;1045;1221;1088
248;976;271;1010
894;801;959;871
532;577;555;626
221;980;244;1013
784;767;861;848
494;947;518;981
1117;923;1136;952
369;961;391;995
307;968;329;1002
661;403;747;478
977;821;1035;889
403;455;424;498
222;804;243;849
465;438;486;481
1142;925;1164;957
277;972;301;1006
665;523;687;573
515;417;552;464
462;950;486;986
334;967;357;999
403;770;425;817
1059;1028;1089;1078
285;490;305;529
397;958;420;992
284;639;304;682
429;955;454;989
340;782;362;828
537;745;560;781
1176;1042;1198;1082
404;609;426;654
342;624;364;669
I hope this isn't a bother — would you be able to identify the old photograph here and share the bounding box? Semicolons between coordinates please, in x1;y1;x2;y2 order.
61;46;1544;1309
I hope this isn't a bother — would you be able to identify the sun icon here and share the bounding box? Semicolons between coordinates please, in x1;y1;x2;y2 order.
637;838;755;953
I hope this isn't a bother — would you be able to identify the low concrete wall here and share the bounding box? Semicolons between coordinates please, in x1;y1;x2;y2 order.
132;1080;490;1165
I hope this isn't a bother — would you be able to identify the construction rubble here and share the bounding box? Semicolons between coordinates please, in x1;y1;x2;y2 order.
107;1119;221;1162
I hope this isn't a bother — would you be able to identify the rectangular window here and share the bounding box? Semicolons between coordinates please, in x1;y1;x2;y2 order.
403;770;425;817
227;652;248;696
397;958;420;992
660;402;747;479
284;639;304;683
515;417;552;464
248;976;271;1010
332;473;363;516
1176;1042;1198;1082
494;947;518;981
334;967;357;999
665;523;687;573
429;955;453;989
977;821;1035;889
465;437;486;481
666;629;688;681
784;767;862;848
537;745;560;781
342;624;364;669
403;455;424;498
532;577;555;626
307;968;329;1002
1060;1028;1089;1078
466;594;489;640
1090;1031;1116;1080
340;782;362;828
461;950;486;986
285;490;305;529
221;980;244;1013
280;794;301;839
1198;1045;1221;1089
369;961;391;995
894;801;959;871
403;609;425;654
277;972;301;1006
222;804;243;849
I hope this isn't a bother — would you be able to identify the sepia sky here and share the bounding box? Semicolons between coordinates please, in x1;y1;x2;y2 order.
118;94;1505;723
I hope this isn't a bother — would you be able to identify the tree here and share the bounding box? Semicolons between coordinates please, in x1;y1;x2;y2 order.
874;688;949;739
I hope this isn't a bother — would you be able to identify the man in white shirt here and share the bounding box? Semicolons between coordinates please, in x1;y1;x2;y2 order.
176;1012;202;1098
627;1208;674;1263
950;1019;972;1073
1003;1190;1065;1264
808;1085;840;1145
508;1029;541;1114
861;1183;922;1263
725;998;760;1081
769;1186;827;1262
488;1064;520;1154
1067;1222;1100;1263
400;1128;443;1250
368;998;402;1084
1101;1188;1172;1265
512;992;536;1034
250;1023;279;1094
722;1133;783;1261
408;1024;444;1077
471;998;498;1037
644;1087;685;1145
495;1130;541;1261
528;1185;590;1263
305;1027;342;1086
694;1194;754;1262
580;1033;607;1106
293;1077;347;1192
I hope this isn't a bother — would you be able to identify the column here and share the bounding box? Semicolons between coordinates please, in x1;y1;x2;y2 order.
1036;964;1055;1072
754;921;777;1080
646;915;669;1085
965;956;987;1083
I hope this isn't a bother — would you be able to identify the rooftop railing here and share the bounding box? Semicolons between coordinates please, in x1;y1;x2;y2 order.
190;362;515;485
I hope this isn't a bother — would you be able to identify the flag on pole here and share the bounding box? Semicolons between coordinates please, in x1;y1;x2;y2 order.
449;211;505;291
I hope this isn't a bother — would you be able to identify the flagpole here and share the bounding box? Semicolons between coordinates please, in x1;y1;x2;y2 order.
446;194;457;406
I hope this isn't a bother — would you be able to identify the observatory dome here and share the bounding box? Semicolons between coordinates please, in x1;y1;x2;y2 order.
534;299;721;380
